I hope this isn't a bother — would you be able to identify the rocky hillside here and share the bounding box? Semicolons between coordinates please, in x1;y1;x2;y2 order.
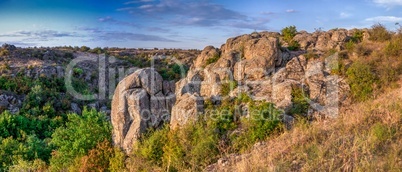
110;25;402;171
206;78;402;171
1;24;402;171
0;45;198;115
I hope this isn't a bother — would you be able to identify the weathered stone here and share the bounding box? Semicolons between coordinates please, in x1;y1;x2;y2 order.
118;88;150;153
87;102;99;110
272;81;298;112
331;29;349;42
138;68;163;95
162;80;171;95
305;60;325;102
165;92;176;113
194;46;220;68
170;93;204;130
233;37;281;81
111;68;176;153
293;32;317;50
150;92;168;128
315;32;338;51
71;103;81;114
286;55;307;81
56;66;65;78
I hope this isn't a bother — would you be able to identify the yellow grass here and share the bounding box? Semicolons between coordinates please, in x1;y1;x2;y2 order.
214;81;402;172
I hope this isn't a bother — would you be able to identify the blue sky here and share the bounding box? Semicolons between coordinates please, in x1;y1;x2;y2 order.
1;0;402;49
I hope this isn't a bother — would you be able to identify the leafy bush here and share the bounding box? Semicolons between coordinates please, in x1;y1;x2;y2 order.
90;47;104;54
350;30;364;43
287;41;300;51
49;108;112;171
232;102;283;151
69;140;126;172
281;25;297;43
369;23;391;42
384;36;402;57
345;40;355;52
220;80;238;96
206;53;221;65
0;49;9;56
289;87;309;117
135;126;169;165
281;25;300;50
73;67;84;76
80;46;90;52
346;62;378;101
354;43;372;57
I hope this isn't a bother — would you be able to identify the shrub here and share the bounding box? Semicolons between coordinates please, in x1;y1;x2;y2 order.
49;109;112;171
90;47;104;54
287;41;300;51
206;52;221;65
354;43;372;56
80;46;90;52
370;123;392;143
305;51;319;60
383;36;402;57
369;23;391;42
350;30;364;43
73;67;84;76
172;63;188;77
346;62;378;101
345;40;355;52
232;102;283;151
70;140;125;172
220;80;238;96
289;87;309;117
281;25;300;50
0;49;9;56
9;159;47;172
281;25;297;43
134;126;169;165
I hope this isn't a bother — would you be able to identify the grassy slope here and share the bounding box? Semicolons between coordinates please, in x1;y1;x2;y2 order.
209;79;402;171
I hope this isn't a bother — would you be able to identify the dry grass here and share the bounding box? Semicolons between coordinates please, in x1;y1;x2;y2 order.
211;80;402;172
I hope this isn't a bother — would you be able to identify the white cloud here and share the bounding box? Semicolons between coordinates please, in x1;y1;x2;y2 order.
124;0;154;5
365;16;402;23
340;12;351;18
373;0;402;7
260;11;275;15
286;9;296;13
138;4;153;9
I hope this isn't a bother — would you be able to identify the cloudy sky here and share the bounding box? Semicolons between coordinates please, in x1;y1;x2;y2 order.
1;0;402;49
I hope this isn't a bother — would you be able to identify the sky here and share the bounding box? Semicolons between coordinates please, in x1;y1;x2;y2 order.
0;0;402;49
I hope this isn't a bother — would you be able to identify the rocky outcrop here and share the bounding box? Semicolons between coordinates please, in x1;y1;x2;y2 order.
111;68;176;153
292;29;367;51
0;91;22;114
171;33;289;129
193;46;220;69
170;93;204;129
170;30;353;129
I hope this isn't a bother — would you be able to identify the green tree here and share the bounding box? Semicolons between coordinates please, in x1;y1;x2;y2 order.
369;23;391;42
80;46;91;52
49;108;112;171
281;25;300;50
0;137;28;171
346;62;378;101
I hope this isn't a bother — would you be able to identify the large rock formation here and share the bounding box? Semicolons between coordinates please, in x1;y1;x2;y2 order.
111;68;176;153
171;30;352;129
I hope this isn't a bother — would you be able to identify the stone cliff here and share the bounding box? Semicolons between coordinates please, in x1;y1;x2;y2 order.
111;29;357;152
